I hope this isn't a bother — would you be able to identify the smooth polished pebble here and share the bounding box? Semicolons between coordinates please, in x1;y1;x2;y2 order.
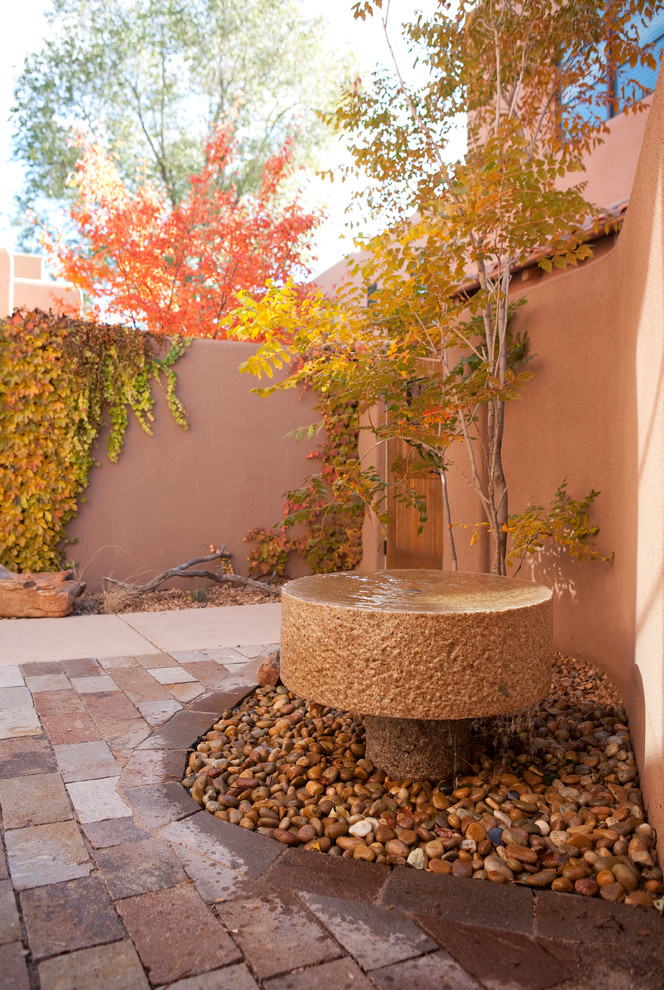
182;654;658;908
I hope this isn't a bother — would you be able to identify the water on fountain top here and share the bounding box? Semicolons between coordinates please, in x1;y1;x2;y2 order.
283;570;552;614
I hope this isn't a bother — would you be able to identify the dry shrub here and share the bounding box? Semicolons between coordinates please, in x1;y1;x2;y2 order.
101;584;141;614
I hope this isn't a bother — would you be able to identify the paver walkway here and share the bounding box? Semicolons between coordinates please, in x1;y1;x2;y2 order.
0;608;662;989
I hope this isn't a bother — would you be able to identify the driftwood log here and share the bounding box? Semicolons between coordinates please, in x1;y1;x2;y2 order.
103;549;282;599
0;566;86;618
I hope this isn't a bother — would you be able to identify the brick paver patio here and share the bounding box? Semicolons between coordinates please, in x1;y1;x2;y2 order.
1;643;662;989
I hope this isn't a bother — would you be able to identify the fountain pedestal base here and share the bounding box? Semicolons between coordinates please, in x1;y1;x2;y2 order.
364;714;472;781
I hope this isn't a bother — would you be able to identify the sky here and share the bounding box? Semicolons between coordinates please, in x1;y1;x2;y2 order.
0;0;465;277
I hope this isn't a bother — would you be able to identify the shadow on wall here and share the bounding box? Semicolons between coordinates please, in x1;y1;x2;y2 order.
518;546;599;611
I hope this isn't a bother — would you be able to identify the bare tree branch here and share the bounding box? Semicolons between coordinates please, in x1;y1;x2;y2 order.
103;549;282;597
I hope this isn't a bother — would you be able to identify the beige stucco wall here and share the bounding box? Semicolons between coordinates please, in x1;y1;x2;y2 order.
65;340;318;590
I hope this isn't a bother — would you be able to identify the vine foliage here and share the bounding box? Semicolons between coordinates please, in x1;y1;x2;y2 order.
1;309;187;572
245;396;365;576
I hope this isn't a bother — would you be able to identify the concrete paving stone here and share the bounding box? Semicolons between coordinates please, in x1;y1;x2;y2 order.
24;673;70;693
119;748;188;787
265;957;374;990
0;736;56;777
59;657;102;678
265;848;390;902
138;710;219;751
234;645;267;659
54;740;120;782
201;648;246;665
158;811;283;878
99;655;143;670
168;682;207;703
66;776;132;823
117;884;241;985
19;661;64;677
123;782;200;829
163;962;259;990
0;707;41;739
0;666;24;688
540;936;662;990
260;643;280;653
5;821;91;889
81;817;151;848
37;939;150;990
92;838;187;899
40;711;102;745
136;699;182;726
534;890;664;990
100;718;152;754
0;700;39;724
32;689;85;716
169;842;267;904
149;666;197;685
206;671;258;696
169;650;211;663
216;890;341;982
0;942;31;990
109;667;172;703
533;888;664;944
181;661;232;689
234;657;261;676
301;891;436;971
0;772;73;828
83;692;142;726
20;875;124;961
0;879;21;944
4;615;157;663
418;917;573;990
369;950;482;990
134;652;179;668
381;868;535;934
186;686;254;714
122;605;281;653
70;675;119;694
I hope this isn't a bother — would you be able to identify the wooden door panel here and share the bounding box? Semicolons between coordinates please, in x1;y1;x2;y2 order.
386;457;444;570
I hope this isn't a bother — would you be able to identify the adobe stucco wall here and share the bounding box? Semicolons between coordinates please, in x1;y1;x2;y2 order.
489;76;664;862
0;248;81;316
557;97;651;209
65;340;318;590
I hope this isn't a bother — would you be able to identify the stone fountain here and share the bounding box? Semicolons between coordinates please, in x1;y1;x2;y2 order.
280;570;553;780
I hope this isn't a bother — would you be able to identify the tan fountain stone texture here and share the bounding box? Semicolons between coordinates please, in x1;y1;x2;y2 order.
280;570;554;721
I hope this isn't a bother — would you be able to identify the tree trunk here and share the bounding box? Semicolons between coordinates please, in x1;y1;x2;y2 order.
439;466;458;570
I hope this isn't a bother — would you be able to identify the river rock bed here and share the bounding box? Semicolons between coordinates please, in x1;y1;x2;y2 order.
182;653;662;908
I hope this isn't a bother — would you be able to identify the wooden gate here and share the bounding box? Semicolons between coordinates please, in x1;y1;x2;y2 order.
386;441;445;569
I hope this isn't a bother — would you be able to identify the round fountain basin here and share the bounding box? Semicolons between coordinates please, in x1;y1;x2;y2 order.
280;570;553;722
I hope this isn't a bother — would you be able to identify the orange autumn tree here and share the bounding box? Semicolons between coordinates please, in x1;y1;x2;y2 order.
46;127;320;338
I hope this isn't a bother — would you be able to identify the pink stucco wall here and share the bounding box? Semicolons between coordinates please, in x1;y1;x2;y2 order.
347;83;664;858
557;98;651;209
427;78;664;863
514;76;664;864
0;248;80;317
65;340;318;590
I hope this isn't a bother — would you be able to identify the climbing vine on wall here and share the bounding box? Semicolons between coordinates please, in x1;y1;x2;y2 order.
0;309;187;572
245;396;365;576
